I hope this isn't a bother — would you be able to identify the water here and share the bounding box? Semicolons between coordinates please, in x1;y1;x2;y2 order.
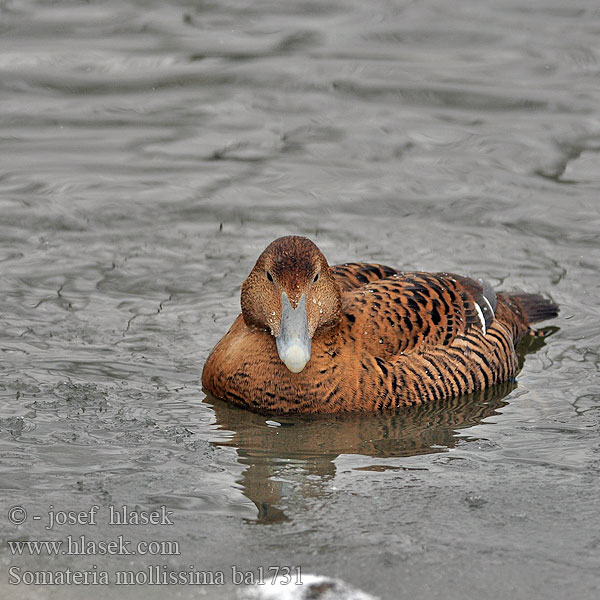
1;0;599;598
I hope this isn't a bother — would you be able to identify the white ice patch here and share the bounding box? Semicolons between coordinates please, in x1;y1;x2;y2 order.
239;574;379;600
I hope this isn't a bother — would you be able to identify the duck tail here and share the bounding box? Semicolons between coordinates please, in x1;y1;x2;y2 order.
507;292;559;325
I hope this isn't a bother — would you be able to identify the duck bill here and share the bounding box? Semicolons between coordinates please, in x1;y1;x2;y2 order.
276;292;311;373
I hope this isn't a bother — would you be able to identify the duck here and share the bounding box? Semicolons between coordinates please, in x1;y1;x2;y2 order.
202;236;559;414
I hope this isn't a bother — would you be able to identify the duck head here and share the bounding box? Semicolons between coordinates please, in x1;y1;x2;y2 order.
241;236;342;373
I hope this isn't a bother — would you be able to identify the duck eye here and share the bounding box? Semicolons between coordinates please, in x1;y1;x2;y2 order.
313;272;320;283
266;271;274;283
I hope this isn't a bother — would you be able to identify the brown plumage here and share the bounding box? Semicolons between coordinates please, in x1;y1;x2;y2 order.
202;236;559;414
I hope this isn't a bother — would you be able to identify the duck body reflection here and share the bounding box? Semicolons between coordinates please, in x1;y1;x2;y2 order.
207;382;517;524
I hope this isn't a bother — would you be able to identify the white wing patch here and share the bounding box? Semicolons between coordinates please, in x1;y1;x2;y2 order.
474;302;487;335
481;294;494;315
477;278;497;333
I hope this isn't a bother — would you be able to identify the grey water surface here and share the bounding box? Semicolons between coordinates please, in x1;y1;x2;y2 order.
1;1;600;599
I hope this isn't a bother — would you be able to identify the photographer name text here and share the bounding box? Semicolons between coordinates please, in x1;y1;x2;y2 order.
8;504;173;530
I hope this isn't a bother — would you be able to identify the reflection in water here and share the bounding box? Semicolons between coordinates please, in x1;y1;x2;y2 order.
206;326;557;524
207;382;515;524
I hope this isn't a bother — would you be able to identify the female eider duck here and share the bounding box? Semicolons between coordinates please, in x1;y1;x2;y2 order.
202;236;558;414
